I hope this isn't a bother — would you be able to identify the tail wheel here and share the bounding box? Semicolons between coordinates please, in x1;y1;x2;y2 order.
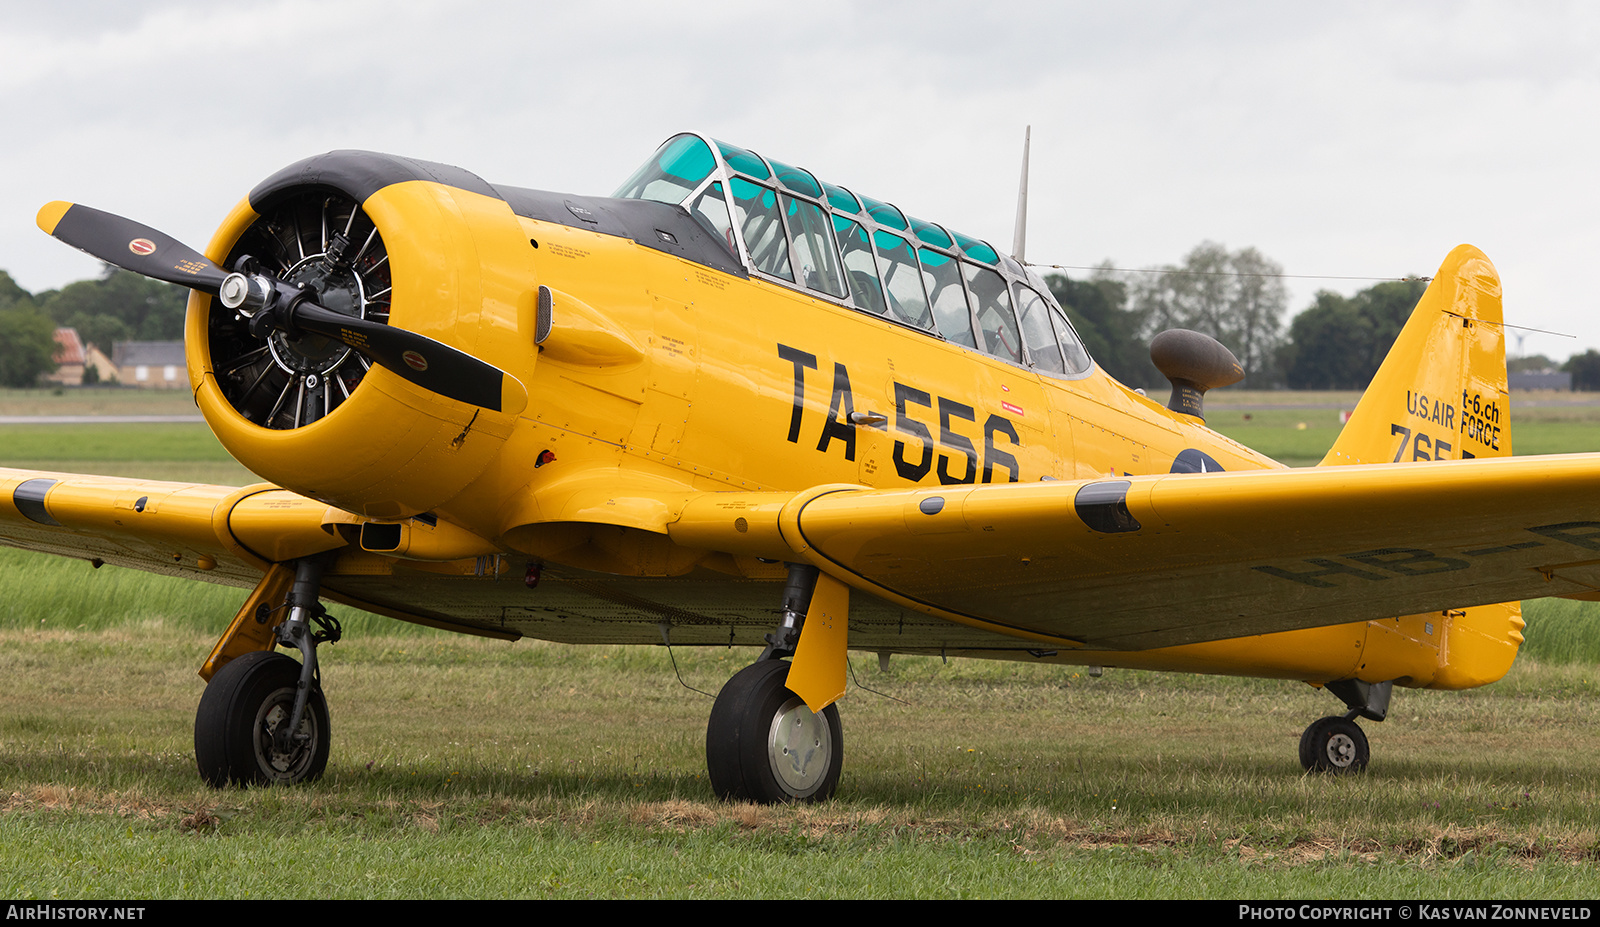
706;659;842;803
207;190;393;429
195;650;329;787
1299;715;1369;774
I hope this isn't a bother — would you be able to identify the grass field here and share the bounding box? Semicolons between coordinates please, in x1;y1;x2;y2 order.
1207;389;1600;465
6;386;1600;898
0;387;203;417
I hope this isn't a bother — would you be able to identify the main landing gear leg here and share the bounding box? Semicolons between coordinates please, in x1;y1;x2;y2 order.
1299;679;1391;774
195;556;341;787
706;563;844;803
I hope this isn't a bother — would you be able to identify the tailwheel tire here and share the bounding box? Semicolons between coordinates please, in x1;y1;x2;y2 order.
195;650;329;787
1299;715;1369;774
706;659;843;803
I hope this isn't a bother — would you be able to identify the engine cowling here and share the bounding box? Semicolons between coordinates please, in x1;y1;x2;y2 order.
186;152;539;519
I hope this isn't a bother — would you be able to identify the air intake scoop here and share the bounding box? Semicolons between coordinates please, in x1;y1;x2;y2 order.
1149;329;1244;422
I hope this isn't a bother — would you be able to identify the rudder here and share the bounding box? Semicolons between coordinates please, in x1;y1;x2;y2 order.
1321;244;1510;466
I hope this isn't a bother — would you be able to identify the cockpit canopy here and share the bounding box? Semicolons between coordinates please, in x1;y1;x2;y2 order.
615;133;1092;377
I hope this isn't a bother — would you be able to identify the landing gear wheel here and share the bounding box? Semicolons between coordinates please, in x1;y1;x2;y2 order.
195;650;329;787
1298;715;1369;773
706;660;842;803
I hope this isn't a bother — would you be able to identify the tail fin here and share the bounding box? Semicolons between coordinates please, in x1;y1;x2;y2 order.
1320;245;1520;690
1320;244;1510;466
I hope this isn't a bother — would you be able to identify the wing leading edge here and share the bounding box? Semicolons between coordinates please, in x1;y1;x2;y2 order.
672;456;1600;652
14;452;1598;658
0;468;321;586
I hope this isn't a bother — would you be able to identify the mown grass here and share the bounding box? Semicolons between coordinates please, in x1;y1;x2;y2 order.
0;387;199;417
6;389;1600;897
0;411;257;484
6;612;1600;898
1208;391;1600;465
5;545;1600;897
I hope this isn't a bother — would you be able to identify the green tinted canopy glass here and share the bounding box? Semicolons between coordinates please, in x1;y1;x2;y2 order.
823;182;861;214
909;217;953;249
953;231;1001;266
614;134;716;203
768;158;823;198
657;135;714;185
860;195;908;231
715;140;771;180
620;136;1089;371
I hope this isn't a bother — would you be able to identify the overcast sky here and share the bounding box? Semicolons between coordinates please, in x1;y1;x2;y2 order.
5;0;1597;358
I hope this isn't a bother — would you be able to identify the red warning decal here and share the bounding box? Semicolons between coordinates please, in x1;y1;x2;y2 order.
1002;401;1024;417
402;350;428;372
128;238;156;256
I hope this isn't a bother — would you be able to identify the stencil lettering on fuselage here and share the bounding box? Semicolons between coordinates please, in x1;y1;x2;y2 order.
1458;390;1503;454
1391;389;1504;460
778;343;1020;485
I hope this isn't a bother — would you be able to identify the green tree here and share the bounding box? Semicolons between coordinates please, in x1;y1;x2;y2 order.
1046;264;1160;389
0;270;33;311
1127;242;1288;386
0;304;59;387
1508;353;1557;373
66;312;132;356
1279;279;1426;389
1280;292;1372;389
1565;350;1600;391
38;267;186;341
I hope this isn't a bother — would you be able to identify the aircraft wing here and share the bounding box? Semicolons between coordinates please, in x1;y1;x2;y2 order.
13;454;1600;656
0;467;539;643
673;455;1600;651
0;467;344;590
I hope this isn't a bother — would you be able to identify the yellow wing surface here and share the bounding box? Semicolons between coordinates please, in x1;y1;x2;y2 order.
0;470;326;583
0;468;513;641
669;457;1594;654
10;454;1585;652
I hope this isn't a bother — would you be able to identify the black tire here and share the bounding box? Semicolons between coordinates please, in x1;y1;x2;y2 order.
1298;715;1369;773
706;659;843;803
195;650;329;787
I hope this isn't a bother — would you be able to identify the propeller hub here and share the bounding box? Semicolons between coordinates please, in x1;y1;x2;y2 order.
218;272;276;317
268;256;369;375
205;192;394;428
218;273;250;310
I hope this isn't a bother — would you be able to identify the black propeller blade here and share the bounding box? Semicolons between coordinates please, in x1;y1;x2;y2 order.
38;200;230;293
288;302;515;411
36;201;526;415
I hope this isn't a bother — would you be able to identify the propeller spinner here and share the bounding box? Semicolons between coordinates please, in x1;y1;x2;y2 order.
35;201;526;416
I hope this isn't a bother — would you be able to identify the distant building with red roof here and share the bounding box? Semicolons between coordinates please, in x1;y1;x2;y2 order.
41;328;118;386
42;328;85;386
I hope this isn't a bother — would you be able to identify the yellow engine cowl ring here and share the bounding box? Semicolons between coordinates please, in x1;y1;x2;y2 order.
185;152;539;519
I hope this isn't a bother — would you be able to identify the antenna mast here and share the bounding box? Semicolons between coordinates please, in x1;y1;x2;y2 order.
1011;126;1031;263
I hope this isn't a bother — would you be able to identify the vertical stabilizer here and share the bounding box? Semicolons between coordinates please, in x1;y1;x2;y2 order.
1012;126;1031;263
1319;244;1521;691
1321;245;1510;466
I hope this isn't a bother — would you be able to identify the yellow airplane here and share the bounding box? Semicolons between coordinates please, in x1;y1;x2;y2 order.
4;132;1571;803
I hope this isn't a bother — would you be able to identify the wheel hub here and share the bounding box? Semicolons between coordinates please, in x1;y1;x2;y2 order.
255;686;318;780
768;695;832;797
1325;732;1357;768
